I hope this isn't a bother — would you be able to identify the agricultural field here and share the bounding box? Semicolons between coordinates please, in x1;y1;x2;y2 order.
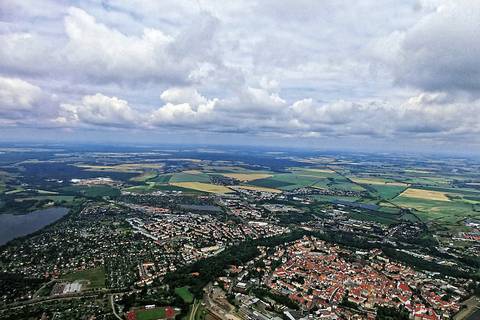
169;172;211;183
221;172;272;181
62;266;106;289
170;182;232;194
151;174;173;184
130;171;158;182
350;177;408;187
234;185;282;193
399;188;450;201
62;185;121;198
368;184;407;200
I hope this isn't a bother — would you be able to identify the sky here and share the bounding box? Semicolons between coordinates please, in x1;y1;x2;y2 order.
0;0;479;154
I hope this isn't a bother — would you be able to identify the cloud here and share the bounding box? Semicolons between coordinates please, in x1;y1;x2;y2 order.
57;86;480;145
58;93;139;127
0;1;479;150
0;7;224;86
373;0;480;94
0;77;43;111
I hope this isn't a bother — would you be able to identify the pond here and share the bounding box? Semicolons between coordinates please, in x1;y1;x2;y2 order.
0;207;69;245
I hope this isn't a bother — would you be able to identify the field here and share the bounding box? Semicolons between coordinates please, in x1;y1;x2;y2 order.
130;171;158;182
234;185;282;193
170;182;232;194
151;174;172;184
15;195;76;202
221;173;272;181
62;266;105;289
392;196;480;226
350;177;408;187
169;172;211;183
369;184;407;200
135;307;172;320
63;185;120;198
175;286;194;303
249;173;324;190
400;188;450;201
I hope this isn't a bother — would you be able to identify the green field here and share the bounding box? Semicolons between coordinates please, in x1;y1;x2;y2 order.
62;266;105;288
169;172;211;183
175;286;194;303
369;184;407;200
151;174;172;184
249;173;325;190
136;307;166;320
130;171;158;182
392;195;480;227
16;195;76;202
63;185;120;198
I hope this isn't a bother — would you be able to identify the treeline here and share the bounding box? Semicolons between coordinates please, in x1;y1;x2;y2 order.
251;287;298;309
375;306;410;320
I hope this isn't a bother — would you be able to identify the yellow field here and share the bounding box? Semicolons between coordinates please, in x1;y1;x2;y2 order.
182;170;203;174
170;182;233;194
404;169;432;174
351;178;409;187
222;173;272;181
234;185;282;193
400;188;450;201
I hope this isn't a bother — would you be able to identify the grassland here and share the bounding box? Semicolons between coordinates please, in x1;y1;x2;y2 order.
369;184;407;200
62;185;120;198
392;196;480;226
15;195;76;202
221;173;272;181
130;171;158;182
170;182;232;194
234;185;282;193
151;174;172;184
169;172;211;183
350;177;408;187
400;188;450;201
175;286;194;303
62;266;105;289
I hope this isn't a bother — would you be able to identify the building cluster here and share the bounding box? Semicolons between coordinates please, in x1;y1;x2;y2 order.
262;237;469;319
127;213;288;284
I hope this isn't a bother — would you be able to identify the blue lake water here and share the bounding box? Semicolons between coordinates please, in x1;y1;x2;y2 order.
0;207;69;245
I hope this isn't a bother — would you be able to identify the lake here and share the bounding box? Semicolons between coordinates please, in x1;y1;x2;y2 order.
0;207;69;246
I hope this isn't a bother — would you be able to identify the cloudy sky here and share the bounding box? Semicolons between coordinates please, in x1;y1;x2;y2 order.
0;0;479;154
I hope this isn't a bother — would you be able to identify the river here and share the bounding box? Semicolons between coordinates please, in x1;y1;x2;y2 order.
0;207;69;245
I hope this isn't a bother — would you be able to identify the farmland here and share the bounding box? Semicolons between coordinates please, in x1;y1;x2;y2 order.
170;182;232;194
399;188;451;201
234;185;282;193
221;172;272;181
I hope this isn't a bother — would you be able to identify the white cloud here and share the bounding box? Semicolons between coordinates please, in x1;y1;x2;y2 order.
0;1;479;150
58;93;139;127
0;77;43;111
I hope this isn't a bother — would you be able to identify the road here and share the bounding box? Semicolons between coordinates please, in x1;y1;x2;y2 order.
188;299;200;320
110;294;123;320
